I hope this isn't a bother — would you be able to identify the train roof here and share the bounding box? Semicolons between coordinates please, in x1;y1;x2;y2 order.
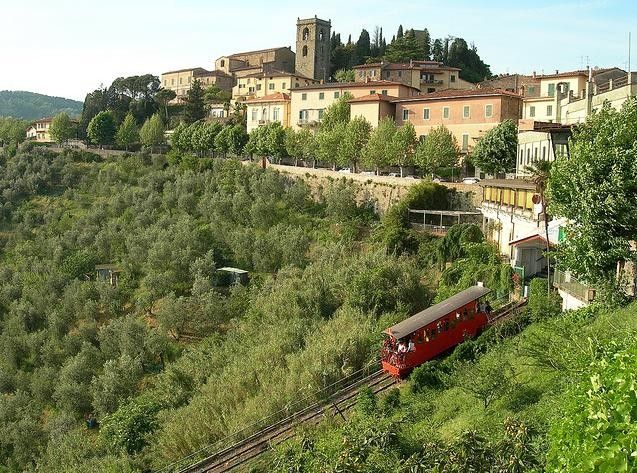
385;285;491;339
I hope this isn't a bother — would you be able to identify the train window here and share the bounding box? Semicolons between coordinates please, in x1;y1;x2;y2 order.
444;319;450;331
437;322;444;333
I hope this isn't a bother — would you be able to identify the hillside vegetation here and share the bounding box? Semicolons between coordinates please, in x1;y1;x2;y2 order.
0;143;512;472
0;90;82;120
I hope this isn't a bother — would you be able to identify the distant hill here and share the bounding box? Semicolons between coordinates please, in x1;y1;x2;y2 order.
0;90;83;121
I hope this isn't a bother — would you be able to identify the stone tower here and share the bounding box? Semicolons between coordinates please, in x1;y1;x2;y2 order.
295;16;331;82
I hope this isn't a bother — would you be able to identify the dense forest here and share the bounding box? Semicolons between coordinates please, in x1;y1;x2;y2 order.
0;91;82;120
330;24;492;83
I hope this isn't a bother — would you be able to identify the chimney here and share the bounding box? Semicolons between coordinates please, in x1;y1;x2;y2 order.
555;69;559;75
532;71;536;78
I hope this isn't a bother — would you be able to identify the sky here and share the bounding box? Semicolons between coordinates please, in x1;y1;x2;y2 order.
1;0;635;101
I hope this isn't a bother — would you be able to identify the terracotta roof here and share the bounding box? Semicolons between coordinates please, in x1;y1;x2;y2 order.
245;92;290;103
392;87;521;102
479;179;536;190
291;80;420;92
348;93;400;103
353;61;460;72
162;67;209;75
226;46;292;59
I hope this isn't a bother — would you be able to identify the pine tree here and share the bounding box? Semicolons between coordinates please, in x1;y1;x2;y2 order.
432;38;444;62
184;78;206;124
397;25;404;38
421;28;432;60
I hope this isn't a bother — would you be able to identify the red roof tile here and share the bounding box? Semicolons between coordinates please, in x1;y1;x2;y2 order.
392;87;522;102
291;80;419;91
244;92;290;103
348;93;400;103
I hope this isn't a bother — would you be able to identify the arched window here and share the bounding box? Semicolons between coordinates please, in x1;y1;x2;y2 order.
262;108;267;120
302;27;309;40
319;29;324;41
220;59;225;67
302;45;308;57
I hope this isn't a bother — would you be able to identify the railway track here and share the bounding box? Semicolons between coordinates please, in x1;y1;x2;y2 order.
178;369;396;473
166;297;527;473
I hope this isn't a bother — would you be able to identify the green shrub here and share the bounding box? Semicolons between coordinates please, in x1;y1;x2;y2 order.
411;361;444;393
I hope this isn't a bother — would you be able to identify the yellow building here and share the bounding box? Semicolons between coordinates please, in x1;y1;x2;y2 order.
245;93;290;133
26;117;53;142
290;80;419;130
348;94;398;127
233;71;318;103
160;67;233;102
353;60;474;93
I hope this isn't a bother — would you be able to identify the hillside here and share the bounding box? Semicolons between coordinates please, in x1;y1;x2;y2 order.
0;90;82;120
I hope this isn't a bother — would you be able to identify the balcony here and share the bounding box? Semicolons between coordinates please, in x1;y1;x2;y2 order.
553;269;596;303
297;119;318;127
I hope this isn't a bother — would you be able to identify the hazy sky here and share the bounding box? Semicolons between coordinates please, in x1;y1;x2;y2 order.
1;0;635;101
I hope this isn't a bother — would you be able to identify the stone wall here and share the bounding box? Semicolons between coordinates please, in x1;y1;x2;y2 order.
264;163;482;214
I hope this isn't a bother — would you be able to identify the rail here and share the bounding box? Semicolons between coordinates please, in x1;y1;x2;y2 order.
154;359;385;473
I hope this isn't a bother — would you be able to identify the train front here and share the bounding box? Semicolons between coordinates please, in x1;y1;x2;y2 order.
381;333;413;378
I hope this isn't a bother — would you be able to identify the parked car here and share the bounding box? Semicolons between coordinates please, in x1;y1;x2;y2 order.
338;168;351;173
432;175;448;183
462;177;480;184
360;171;375;176
404;175;420;180
388;172;399;177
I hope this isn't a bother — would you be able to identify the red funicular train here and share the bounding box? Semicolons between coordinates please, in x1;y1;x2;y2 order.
382;285;491;378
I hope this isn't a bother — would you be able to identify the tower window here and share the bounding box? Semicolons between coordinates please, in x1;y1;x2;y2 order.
302;45;308;57
302;27;309;40
319;29;324;41
220;59;225;67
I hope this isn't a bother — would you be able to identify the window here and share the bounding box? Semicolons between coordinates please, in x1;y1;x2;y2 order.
262;108;268;120
299;110;308;120
519;149;524;165
423;108;430;119
462;133;469;152
398;71;402;77
546;105;553;116
385;71;390;79
302;27;309;40
485;104;493;118
318;109;325;120
450;74;456;82
527;85;536;95
251;109;257;121
463;105;470;118
302;93;307;101
319;29;324;41
171;78;175;85
369;90;376;94
281;82;286;89
427;88;435;93
220;60;225;67
256;84;262;91
526;148;531;164
370;70;376;77
302;45;308;57
188;76;191;83
269;83;275;90
319;92;324;100
334;91;340;98
529;106;536;118
534;147;539;161
273;108;280;121
179;77;182;84
548;83;555;97
443;107;450;119
359;71;364;78
542;146;547;160
381;89;387;95
402;109;409;121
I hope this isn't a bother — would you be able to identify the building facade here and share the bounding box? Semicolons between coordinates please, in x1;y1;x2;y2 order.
295;16;331;82
393;88;522;154
160;67;233;102
290;80;419;130
349;93;398;127
245;93;290;133
215;46;296;79
26;117;53;142
232;71;318;103
515;120;571;176
353;60;474;93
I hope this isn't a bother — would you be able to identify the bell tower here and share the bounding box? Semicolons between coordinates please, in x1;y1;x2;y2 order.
295;16;331;82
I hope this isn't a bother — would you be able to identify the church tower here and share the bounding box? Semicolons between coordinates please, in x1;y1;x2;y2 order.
295;16;331;82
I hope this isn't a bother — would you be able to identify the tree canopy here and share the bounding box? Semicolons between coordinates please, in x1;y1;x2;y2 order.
415;125;459;177
549;99;637;287
470;119;517;175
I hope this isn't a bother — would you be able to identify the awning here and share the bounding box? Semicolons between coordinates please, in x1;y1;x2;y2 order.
509;232;555;247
